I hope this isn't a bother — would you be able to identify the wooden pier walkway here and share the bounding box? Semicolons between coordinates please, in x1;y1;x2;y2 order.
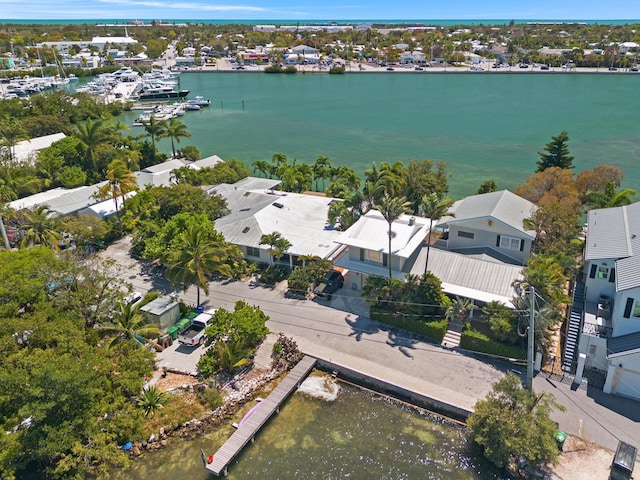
205;355;317;476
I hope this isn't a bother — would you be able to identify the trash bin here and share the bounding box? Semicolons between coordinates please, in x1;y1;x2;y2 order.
611;441;637;480
167;326;180;340
554;429;567;451
196;305;205;313
175;318;192;333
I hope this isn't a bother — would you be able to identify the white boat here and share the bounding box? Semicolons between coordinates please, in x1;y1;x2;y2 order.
192;95;211;106
184;101;201;111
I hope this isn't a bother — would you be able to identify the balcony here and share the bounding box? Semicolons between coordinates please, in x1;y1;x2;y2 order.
582;299;613;338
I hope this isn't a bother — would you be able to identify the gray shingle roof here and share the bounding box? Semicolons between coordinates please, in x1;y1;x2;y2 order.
443;190;537;238
608;331;640;358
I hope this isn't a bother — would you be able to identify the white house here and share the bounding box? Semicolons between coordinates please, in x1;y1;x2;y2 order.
210;178;344;266
576;202;640;400
7;133;66;165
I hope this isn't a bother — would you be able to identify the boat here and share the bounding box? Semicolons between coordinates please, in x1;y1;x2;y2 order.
136;83;190;101
192;95;211;107
232;399;263;429
184;101;201;111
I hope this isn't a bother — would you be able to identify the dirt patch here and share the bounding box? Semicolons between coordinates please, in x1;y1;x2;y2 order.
552;435;613;480
154;372;199;392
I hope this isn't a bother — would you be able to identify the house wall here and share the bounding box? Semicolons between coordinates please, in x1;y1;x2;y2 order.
584;259;617;304
242;245;269;264
349;247;404;273
612;286;640;337
446;220;531;263
579;335;609;371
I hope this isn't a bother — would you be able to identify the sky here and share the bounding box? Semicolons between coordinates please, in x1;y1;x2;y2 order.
1;0;640;21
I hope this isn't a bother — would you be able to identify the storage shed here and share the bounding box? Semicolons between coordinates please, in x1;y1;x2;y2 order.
139;297;180;331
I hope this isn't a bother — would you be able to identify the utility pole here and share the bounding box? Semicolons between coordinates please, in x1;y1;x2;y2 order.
526;285;535;391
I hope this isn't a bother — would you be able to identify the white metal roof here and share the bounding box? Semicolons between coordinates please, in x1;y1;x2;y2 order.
11;133;66;164
441;190;537;238
334;210;429;259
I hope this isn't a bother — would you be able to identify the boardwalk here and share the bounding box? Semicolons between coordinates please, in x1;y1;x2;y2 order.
205;355;317;476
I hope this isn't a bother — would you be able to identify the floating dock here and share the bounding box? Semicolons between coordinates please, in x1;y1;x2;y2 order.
205;355;317;476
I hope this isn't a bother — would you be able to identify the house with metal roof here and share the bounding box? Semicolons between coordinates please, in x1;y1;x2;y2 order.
7;133;66;165
209;178;344;266
436;190;537;266
577;202;640;400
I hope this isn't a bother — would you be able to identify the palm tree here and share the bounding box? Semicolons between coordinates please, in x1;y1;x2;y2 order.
137;385;168;416
420;193;455;274
215;340;250;374
312;155;332;191
252;160;271;178
585;182;637;209
259;231;291;266
99;302;161;349
165;225;232;306
0;117;28;162
74;118;113;172
141;116;167;158
376;194;411;279
159;117;191;158
97;159;138;222
445;296;475;326
18;205;63;250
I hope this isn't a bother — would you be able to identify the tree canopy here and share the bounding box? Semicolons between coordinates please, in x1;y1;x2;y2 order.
536;131;574;172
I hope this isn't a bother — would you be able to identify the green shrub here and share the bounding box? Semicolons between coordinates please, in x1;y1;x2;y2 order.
287;267;313;296
370;307;448;342
285;66;298;74
198;386;223;409
460;328;527;360
260;265;288;285
264;65;283;73
329;66;346;74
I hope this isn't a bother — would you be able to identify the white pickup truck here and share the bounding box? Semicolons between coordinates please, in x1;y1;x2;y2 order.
177;309;216;347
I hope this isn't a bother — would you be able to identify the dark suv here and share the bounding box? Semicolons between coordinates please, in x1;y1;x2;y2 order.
314;270;344;299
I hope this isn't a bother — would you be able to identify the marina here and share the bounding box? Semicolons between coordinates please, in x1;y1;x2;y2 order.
205;355;317;476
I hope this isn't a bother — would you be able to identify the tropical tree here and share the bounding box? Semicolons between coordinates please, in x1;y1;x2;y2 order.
98;302;161;349
214;339;250;374
141;116;167;158
585;181;636;209
159;117;191;158
165;224;233;306
259;231;291;266
468;373;565;469
312;155;332;191
137;385;168;416
18;205;63;250
420;192;455;274
445;296;475;325
536;130;574;172
375;194;412;279
0;116;28;162
74;118;113;173
96;159;138;222
252;159;272;178
476;179;497;194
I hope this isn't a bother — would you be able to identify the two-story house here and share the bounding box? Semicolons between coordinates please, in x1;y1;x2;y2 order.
578;202;640;400
334;190;535;307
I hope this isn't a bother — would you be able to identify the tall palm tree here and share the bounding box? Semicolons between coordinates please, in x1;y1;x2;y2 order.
165;225;232;306
420;193;455;274
159;117;191;158
252;160;271;178
376;194;412;279
445;296;476;326
18;205;63;250
585;182;637;209
97;159;138;222
74;118;113;173
312;155;332;191
0;117;28;163
99;302;161;349
141;116;167;158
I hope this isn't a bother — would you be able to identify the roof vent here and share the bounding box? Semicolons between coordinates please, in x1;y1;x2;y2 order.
409;217;415;226
273;202;284;209
242;226;250;233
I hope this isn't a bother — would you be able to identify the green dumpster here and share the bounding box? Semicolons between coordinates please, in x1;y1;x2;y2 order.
555;429;567;451
175;317;192;333
167;325;180;340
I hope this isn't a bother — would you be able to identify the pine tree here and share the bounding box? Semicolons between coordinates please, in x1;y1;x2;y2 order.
536;131;574;172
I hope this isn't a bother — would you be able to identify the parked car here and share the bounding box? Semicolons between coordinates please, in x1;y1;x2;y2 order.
540;65;550;70
125;291;143;307
178;309;216;347
314;270;345;300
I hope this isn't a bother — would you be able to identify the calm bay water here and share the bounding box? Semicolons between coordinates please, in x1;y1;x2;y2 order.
130;72;640;198
111;375;506;479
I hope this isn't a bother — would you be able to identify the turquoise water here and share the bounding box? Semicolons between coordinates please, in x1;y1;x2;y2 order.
110;376;506;479
133;72;640;198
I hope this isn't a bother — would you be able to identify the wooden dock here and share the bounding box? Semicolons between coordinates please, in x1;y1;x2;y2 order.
205;355;317;476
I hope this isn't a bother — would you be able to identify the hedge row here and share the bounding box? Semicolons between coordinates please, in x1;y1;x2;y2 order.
460;328;527;360
370;307;448;343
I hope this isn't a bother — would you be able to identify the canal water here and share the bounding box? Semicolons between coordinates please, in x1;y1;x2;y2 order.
123;72;640;198
111;372;507;479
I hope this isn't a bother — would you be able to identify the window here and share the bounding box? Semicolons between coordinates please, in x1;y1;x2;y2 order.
622;298;640;318
457;230;475;239
634;300;640;318
360;249;387;266
498;235;523;251
246;246;260;257
597;265;609;279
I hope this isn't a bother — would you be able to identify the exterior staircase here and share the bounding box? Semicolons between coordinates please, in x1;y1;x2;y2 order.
442;318;463;348
562;281;585;374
